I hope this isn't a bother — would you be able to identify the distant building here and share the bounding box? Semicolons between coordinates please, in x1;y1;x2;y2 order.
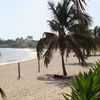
26;36;33;41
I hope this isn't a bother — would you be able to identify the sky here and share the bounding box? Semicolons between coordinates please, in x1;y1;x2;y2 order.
0;0;100;40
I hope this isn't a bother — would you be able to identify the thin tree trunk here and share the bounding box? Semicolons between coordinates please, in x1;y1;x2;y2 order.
38;59;40;72
18;62;21;79
61;51;67;76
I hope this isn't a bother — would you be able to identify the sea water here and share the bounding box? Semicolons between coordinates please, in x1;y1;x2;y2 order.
0;48;37;64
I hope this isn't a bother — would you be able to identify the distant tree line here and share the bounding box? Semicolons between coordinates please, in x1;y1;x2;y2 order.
0;37;38;48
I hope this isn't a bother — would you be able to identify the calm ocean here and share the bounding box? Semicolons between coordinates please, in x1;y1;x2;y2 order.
0;48;37;64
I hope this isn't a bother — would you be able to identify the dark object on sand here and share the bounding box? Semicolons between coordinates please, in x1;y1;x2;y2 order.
0;88;7;100
53;74;72;79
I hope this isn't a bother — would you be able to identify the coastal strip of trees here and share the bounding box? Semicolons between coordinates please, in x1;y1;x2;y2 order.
0;37;38;48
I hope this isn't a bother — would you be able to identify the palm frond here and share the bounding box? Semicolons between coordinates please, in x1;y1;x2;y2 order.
66;35;86;65
56;0;71;26
47;20;60;32
37;32;56;59
69;12;92;28
44;47;54;68
0;88;7;100
72;0;87;11
48;0;71;27
72;34;96;50
48;1;57;19
37;37;49;72
43;37;58;67
67;6;92;33
78;12;92;26
93;26;100;38
37;32;58;70
37;38;47;60
43;32;57;40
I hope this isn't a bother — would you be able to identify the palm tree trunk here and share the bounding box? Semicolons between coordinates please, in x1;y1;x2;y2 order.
61;51;67;76
38;59;40;72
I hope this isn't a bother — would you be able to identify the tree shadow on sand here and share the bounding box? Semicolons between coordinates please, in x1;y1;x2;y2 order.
37;74;76;89
37;63;95;89
65;62;95;67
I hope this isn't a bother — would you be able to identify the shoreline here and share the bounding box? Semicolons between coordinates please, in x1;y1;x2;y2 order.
0;58;36;66
0;48;37;66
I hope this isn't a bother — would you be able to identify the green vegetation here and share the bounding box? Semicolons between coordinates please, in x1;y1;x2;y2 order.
0;37;38;48
92;26;100;55
63;62;100;100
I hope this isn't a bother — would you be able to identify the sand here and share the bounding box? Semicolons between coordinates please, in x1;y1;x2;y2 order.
0;51;100;100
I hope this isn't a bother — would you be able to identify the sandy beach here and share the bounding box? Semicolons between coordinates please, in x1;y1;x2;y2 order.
0;51;100;100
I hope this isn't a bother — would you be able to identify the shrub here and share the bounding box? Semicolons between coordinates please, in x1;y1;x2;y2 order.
63;62;100;100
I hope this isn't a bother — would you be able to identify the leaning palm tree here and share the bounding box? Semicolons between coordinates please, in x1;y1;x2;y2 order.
37;0;89;76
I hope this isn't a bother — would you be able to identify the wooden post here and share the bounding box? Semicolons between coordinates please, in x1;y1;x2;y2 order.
18;62;21;79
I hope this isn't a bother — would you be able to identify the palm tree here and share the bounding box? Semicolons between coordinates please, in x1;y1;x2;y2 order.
66;0;95;56
92;26;100;55
93;26;100;39
37;32;86;76
37;0;91;76
48;0;94;58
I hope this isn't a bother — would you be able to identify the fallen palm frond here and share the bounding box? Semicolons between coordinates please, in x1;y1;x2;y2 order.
0;88;7;100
